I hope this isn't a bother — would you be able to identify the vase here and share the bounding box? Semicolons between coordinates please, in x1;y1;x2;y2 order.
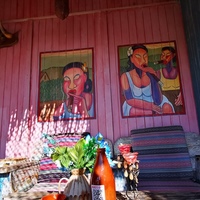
59;168;91;200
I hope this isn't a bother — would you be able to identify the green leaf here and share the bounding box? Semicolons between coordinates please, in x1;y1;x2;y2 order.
60;154;71;168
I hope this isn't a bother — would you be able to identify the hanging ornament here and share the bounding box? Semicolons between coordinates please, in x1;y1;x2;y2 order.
55;0;69;20
0;22;18;48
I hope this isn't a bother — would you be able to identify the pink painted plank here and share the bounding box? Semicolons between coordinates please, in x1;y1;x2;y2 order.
107;0;116;9
43;0;53;17
17;0;24;19
153;116;163;127
86;15;99;135
134;9;145;43
87;14;95;47
108;11;128;140
99;12;114;141
29;21;40;123
8;24;21;127
52;18;60;51
79;0;86;12
149;6;161;42
17;22;32;120
37;0;44;18
158;5;169;41
85;0;93;11
66;17;74;49
35;19;46;128
29;0;37;18
70;0;79;13
80;14;88;48
92;0;100;10
0;47;7;158
142;7;153;43
3;0;12;20
127;9;138;44
165;4;176;39
114;0;123;8
23;0;31;19
120;10;130;44
99;0;108;10
93;13;107;136
122;0;131;7
73;15;81;49
10;0;18;20
59;20;68;51
45;19;53;51
0;0;5;20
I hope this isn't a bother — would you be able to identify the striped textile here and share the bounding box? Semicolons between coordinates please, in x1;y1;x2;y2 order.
37;157;70;183
138;180;200;192
38;134;81;183
48;134;82;148
131;129;193;180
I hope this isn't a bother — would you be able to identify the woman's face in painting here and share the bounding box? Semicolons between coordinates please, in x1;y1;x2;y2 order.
130;48;148;69
161;49;175;64
63;67;87;96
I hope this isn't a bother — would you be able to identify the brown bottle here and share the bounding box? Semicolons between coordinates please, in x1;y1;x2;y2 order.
91;148;116;200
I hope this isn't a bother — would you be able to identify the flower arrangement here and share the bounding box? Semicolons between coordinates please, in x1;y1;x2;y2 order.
51;136;98;172
42;132;114;173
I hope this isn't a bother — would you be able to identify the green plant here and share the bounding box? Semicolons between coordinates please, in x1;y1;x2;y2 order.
51;137;98;172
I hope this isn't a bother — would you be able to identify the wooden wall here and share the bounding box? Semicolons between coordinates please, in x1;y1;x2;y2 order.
0;0;198;158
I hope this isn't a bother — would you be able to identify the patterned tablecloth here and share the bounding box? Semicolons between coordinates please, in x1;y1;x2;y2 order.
0;160;39;199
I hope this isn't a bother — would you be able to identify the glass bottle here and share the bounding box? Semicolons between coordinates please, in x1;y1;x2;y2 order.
91;148;116;200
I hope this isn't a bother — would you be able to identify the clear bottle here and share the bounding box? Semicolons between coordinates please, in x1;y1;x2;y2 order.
91;148;116;200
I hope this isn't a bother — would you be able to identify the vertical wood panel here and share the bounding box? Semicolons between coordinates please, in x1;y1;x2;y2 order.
92;0;100;10
23;0;31;19
2;24;13;156
71;0;79;13
85;0;93;11
94;13;107;136
0;48;7;158
108;11;128;140
87;14;99;135
30;21;40;126
37;0;44;18
45;19;53;50
17;0;24;19
3;0;11;19
66;17;74;50
100;12;114;141
59;20;67;51
10;0;17;19
30;0;38;17
80;15;88;48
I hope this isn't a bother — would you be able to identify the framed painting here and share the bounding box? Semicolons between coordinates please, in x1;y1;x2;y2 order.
118;41;185;118
38;48;95;122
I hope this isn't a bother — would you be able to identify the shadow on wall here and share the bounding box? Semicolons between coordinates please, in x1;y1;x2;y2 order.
5;106;90;159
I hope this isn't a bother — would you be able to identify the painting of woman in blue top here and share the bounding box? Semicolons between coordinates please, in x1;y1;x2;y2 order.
53;62;94;120
120;44;174;117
